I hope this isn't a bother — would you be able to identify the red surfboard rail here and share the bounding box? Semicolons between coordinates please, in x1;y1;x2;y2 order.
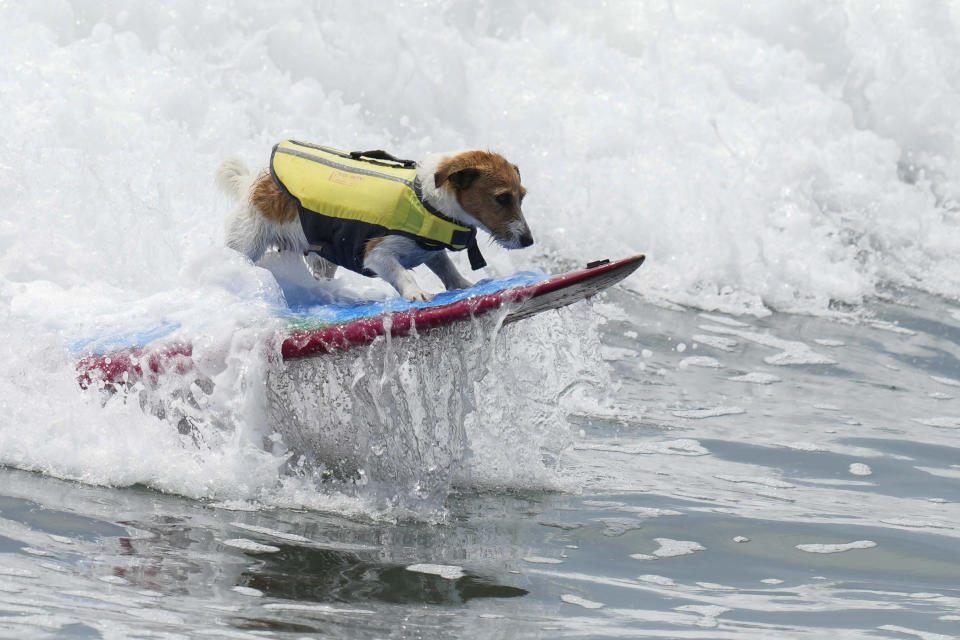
77;254;644;387
77;343;194;388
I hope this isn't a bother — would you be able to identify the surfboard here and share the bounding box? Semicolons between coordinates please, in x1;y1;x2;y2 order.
77;254;644;387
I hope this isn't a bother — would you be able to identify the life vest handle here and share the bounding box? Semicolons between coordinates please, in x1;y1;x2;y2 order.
349;149;416;168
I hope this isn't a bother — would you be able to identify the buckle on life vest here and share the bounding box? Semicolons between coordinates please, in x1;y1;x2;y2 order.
467;239;486;270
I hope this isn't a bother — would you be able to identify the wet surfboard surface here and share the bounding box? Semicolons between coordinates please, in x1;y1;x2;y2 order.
77;254;644;385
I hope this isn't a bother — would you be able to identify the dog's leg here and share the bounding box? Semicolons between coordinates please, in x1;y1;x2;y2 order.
225;202;271;263
304;253;338;280
425;252;472;291
364;246;432;302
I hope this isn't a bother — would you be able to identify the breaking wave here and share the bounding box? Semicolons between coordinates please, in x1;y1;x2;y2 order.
2;0;959;514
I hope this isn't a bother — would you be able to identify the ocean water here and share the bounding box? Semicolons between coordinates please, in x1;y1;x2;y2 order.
2;1;960;638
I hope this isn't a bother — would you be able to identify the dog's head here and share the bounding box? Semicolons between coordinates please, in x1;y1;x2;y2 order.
434;151;533;249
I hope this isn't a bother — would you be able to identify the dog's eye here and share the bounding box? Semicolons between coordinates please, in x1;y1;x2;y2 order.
495;193;512;207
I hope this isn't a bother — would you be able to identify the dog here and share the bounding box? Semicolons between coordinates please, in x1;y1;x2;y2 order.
216;142;533;301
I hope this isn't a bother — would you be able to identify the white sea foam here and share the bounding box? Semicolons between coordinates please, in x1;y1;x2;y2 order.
795;540;877;554
38;563;68;574
4;0;960;535
814;339;845;347
692;334;738;352
0;2;620;518
575;439;709;456
0;568;36;579
917;467;960;480
125;608;185;625
700;325;836;366
637;574;676;585
522;556;564;565
405;564;466;579
582;500;626;508
632;538;705;560
229;522;310;543
597;519;646;537
696;582;738;591
849;463;872;476
912;417;960;429
600;346;638;361
678;356;721;369
728;372;781;384
612;506;682;518
560;594;604;609
880;518;950;530
867;321;917;336
672;407;745;419
876;625;956;640
220;539;280;554
698;314;750;328
263;603;374;615
779;442;827;452
715;475;795;489
931;376;960;388
675;604;730;627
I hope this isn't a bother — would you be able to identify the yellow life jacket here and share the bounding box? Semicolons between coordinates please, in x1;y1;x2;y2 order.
270;140;485;275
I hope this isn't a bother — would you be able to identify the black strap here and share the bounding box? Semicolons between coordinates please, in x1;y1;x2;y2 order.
467;240;486;270
349;149;416;168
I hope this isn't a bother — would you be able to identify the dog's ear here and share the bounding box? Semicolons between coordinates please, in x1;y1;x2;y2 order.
513;164;521;181
435;167;480;190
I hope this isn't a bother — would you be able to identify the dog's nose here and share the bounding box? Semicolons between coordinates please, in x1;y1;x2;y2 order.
519;232;534;247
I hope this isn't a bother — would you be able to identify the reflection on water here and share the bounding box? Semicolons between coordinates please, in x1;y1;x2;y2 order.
239;547;527;604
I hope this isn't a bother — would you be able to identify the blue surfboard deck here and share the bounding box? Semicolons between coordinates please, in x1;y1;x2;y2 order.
73;271;551;357
285;270;550;330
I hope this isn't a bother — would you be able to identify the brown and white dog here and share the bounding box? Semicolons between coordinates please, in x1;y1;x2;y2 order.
216;150;533;301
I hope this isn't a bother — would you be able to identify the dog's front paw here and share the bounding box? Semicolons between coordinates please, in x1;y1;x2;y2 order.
406;291;434;303
402;286;433;303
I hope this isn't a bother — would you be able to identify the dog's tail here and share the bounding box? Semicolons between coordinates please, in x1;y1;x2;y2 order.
215;156;252;199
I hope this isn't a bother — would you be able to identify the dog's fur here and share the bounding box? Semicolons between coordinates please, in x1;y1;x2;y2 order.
217;150;532;301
